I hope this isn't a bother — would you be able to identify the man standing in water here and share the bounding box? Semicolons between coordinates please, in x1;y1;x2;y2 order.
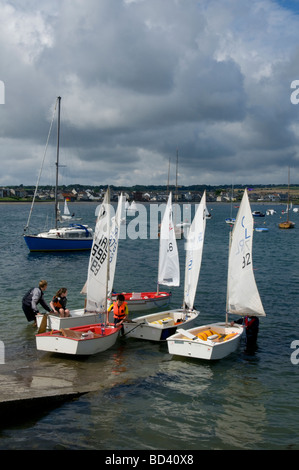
231;315;259;350
22;280;52;326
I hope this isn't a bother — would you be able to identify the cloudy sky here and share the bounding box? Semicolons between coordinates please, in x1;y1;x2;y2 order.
1;0;299;188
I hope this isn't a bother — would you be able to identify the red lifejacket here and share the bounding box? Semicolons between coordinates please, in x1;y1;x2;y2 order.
245;316;255;328
113;302;127;321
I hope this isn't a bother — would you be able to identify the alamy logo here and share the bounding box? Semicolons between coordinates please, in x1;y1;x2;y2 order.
0;80;4;104
290;80;299;104
290;340;299;365
0;341;4;364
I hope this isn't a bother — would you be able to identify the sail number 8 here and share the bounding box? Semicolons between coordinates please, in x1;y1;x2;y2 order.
91;235;108;275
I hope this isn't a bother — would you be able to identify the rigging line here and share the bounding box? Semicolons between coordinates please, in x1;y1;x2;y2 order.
24;98;58;232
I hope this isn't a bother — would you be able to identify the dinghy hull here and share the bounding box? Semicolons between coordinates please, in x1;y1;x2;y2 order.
123;309;199;342
36;324;121;356
167;323;243;360
112;292;171;312
24;234;93;252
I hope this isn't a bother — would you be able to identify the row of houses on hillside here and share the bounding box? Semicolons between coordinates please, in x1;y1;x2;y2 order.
0;186;292;203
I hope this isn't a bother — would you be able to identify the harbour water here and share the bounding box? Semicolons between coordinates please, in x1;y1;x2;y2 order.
0;200;298;451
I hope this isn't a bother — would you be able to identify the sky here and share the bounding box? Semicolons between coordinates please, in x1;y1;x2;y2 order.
1;0;299;188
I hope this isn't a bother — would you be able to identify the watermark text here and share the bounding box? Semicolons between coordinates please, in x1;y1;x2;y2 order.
0;80;4;104
0;341;4;364
290;340;299;365
290;80;299;104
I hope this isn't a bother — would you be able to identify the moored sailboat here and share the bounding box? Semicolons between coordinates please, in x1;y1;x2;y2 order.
23;97;93;252
167;189;265;360
123;192;207;341
279;167;295;229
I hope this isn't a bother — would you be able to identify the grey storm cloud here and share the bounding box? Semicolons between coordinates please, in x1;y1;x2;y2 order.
0;0;299;187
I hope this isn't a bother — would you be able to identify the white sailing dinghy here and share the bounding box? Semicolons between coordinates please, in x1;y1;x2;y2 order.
123;192;207;341
36;192;124;331
61;199;72;220
112;193;180;312
36;189;122;355
60;199;82;221
127;200;137;216
167;189;266;360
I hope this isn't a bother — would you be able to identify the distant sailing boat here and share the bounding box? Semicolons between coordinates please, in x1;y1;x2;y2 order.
279;167;295;229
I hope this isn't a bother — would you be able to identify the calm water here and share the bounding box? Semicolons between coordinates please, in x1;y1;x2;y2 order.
0;200;298;451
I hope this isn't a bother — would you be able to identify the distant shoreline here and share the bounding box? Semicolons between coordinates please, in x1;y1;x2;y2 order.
0;200;294;206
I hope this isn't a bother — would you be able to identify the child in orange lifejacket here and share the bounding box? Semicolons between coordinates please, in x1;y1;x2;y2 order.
50;287;70;318
108;294;129;327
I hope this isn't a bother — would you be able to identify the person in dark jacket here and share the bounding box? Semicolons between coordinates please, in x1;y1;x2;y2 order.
22;280;52;325
231;315;259;349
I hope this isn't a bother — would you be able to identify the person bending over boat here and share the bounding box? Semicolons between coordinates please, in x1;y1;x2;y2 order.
50;287;70;318
22;280;52;326
231;315;259;348
108;294;129;330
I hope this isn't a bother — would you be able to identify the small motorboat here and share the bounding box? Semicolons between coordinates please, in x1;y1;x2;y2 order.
254;227;269;232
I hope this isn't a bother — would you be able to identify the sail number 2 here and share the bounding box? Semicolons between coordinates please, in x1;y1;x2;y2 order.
242;252;251;269
238;215;251;269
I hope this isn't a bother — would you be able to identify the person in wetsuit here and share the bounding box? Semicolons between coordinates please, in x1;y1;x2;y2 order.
22;280;52;326
231;315;259;349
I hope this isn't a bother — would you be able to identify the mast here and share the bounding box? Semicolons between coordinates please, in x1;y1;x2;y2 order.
225;230;232;325
54;96;61;229
287;166;290;223
167;156;170;194
175;148;178;204
105;187;111;321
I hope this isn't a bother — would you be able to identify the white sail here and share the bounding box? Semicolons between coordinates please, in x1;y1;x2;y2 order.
61;199;72;220
227;189;266;317
81;194;123;301
86;190;110;314
64;199;71;216
85;191;123;312
184;191;207;309
158;192;180;287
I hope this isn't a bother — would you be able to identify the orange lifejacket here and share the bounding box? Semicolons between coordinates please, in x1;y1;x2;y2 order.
52;296;66;309
113;302;127;321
